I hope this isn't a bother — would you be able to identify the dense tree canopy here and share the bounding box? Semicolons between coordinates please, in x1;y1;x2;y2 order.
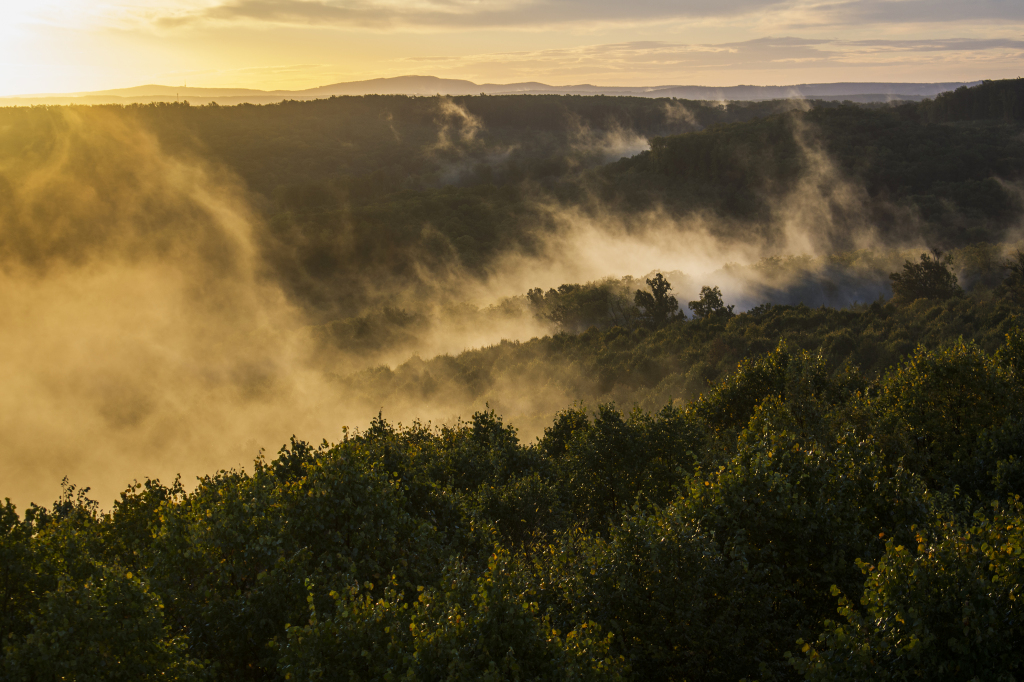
5;322;1024;680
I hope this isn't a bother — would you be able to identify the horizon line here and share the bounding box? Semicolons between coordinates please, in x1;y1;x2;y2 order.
0;74;989;101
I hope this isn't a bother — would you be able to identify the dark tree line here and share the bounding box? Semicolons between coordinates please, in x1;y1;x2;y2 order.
5;322;1024;680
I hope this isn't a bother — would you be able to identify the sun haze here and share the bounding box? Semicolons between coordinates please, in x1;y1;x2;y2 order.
5;0;1024;675
2;0;1023;95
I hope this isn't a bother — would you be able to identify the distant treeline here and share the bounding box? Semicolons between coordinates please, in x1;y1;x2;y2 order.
2;81;1023;320
258;82;1024;318
607;98;1024;244
924;77;1024;123
77;94;802;193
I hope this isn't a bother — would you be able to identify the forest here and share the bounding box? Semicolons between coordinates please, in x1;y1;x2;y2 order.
2;78;1024;680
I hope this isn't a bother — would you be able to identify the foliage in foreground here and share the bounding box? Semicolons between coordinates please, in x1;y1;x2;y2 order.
4;324;1024;681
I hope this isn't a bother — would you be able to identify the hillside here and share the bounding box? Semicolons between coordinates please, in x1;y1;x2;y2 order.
0;76;977;105
3;79;1024;681
6;86;1007;320
5;312;1024;679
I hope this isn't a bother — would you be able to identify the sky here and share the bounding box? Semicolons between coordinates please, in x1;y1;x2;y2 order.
1;0;1022;96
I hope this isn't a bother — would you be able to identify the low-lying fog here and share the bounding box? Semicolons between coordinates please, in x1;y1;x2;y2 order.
0;103;1010;510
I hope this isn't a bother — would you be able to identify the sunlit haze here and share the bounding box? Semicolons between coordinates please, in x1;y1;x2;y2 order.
2;0;1022;96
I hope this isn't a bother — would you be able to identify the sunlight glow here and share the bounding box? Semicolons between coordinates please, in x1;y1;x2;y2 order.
1;0;1022;96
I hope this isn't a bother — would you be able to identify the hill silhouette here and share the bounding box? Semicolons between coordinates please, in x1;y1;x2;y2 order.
1;75;979;106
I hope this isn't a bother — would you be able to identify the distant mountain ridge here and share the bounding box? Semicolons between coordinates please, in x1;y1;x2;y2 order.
1;75;981;106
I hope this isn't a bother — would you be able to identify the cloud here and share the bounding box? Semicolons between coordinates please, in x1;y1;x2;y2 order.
797;0;1024;27
196;0;398;27
402;36;1024;82
391;35;1024;83
150;0;1024;32
155;0;788;30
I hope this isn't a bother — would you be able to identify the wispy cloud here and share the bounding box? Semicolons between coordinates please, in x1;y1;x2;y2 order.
795;0;1024;27
150;0;1024;31
402;37;1024;82
153;0;788;30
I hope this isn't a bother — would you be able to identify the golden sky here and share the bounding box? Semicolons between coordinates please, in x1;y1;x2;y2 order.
2;0;1023;95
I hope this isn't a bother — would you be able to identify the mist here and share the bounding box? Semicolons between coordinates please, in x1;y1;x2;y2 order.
0;108;349;510
1;98;1007;511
